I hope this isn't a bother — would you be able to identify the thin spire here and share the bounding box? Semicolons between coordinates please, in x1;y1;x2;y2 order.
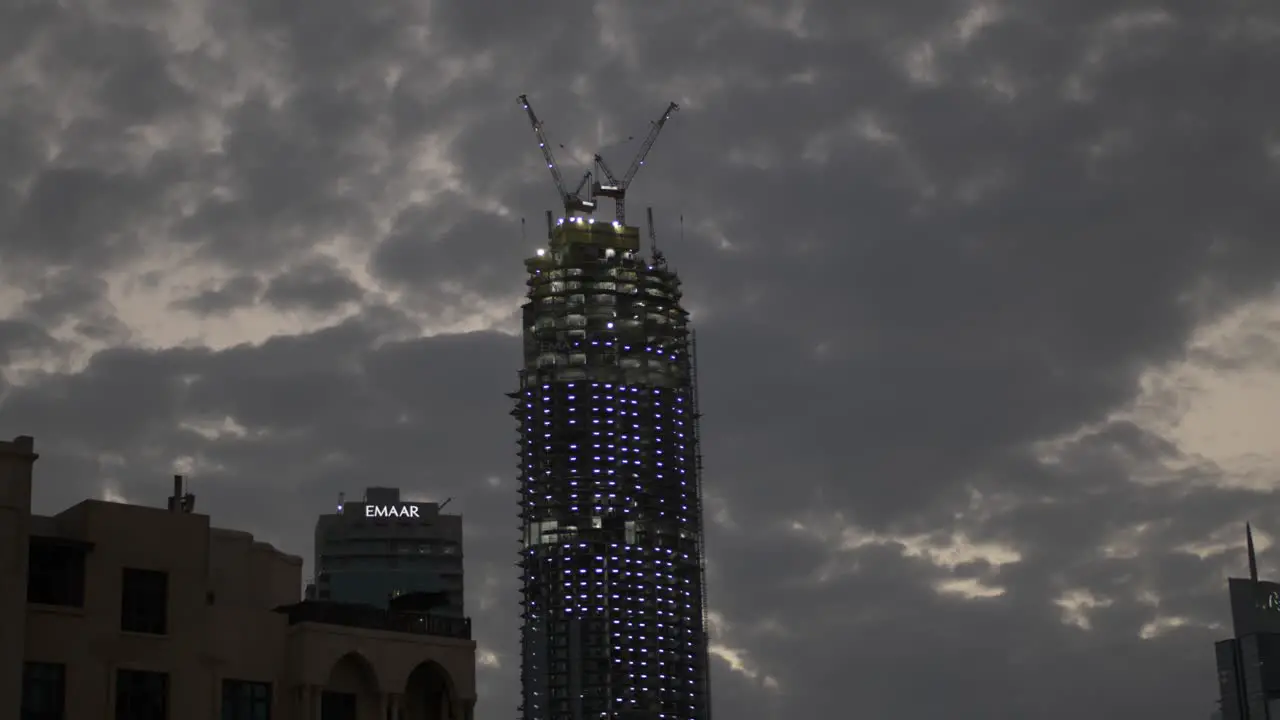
1248;523;1259;582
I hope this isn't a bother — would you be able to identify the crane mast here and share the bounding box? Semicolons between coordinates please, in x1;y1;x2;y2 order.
646;206;667;266
593;101;679;226
518;94;596;217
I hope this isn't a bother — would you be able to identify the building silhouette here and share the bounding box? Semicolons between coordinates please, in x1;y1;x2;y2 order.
511;215;712;720
307;487;464;617
2;435;476;720
1214;524;1280;719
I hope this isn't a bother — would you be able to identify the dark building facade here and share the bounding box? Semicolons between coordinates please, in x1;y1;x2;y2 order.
512;216;712;720
1215;527;1280;719
2;437;476;720
308;487;465;617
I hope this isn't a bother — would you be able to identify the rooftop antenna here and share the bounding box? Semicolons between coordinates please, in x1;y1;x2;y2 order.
168;474;195;513
1248;523;1259;582
337;491;345;514
517;94;596;218
545;210;554;240
591;101;680;225
439;497;453;511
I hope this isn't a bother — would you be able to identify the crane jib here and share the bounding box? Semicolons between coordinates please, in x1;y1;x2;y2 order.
518;94;680;226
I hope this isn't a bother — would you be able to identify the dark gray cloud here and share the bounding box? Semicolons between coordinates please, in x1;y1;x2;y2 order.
0;320;58;365
170;275;264;316
2;0;1279;718
262;259;362;313
373;206;526;297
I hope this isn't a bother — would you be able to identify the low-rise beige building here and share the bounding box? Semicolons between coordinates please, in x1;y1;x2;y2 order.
1;435;477;720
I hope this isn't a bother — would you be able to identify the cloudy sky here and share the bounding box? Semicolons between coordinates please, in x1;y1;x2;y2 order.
3;0;1279;717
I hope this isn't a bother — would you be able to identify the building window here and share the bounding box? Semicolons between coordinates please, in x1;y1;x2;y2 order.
221;680;271;720
320;692;356;720
121;569;168;635
21;662;66;720
27;540;86;607
115;669;167;720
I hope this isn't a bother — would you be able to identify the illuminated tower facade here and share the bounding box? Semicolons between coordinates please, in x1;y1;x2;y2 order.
512;216;711;720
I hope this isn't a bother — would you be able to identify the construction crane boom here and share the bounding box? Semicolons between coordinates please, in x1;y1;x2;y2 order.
592;101;679;225
622;102;679;185
518;94;596;216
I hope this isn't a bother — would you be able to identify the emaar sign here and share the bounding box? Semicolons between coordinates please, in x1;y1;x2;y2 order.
1230;579;1280;636
364;504;420;518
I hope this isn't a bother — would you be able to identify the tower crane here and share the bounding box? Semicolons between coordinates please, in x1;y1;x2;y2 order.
517;94;596;217
592;101;679;226
646;206;666;267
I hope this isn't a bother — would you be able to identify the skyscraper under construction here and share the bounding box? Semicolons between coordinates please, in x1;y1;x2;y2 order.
512;95;712;720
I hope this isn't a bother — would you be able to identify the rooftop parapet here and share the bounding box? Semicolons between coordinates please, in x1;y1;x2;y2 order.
274;600;472;640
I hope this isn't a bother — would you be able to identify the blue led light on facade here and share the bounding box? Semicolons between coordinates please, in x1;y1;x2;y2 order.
515;222;710;720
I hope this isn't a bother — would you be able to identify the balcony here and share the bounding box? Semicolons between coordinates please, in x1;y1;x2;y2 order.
274;601;472;640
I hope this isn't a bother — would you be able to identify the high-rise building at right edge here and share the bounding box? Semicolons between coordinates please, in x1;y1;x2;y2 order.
1213;524;1280;718
510;213;712;720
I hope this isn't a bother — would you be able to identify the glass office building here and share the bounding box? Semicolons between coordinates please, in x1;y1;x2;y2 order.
308;487;464;617
1214;528;1280;719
